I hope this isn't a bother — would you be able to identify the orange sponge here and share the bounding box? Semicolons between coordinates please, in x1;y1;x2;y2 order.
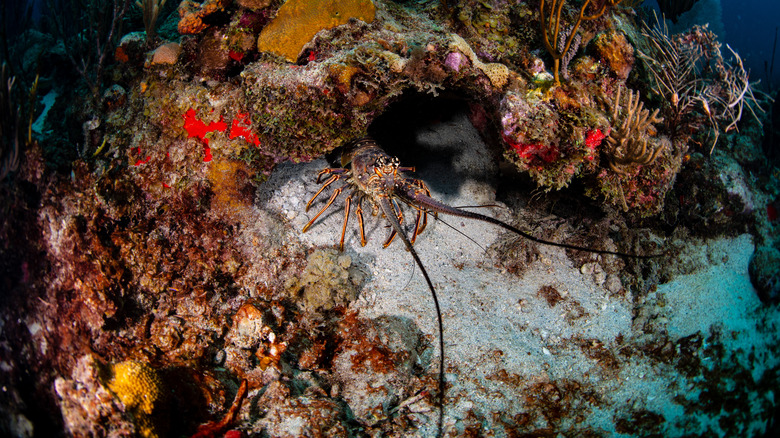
257;0;376;62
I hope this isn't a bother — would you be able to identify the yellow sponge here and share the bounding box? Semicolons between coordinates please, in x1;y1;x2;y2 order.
257;0;376;62
105;360;166;438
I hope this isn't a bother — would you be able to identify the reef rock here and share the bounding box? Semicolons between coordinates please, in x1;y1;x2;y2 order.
749;245;780;304
330;315;428;425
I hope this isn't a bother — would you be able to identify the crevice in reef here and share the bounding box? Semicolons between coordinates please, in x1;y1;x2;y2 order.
369;92;502;200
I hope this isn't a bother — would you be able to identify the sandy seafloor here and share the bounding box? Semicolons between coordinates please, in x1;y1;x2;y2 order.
256;110;780;436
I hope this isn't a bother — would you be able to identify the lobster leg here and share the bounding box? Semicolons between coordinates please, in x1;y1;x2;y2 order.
355;197;368;247
306;173;343;211
411;206;426;245
302;185;344;233
316;167;346;183
383;198;405;248
339;195;351;251
417;181;432;235
407;179;432;243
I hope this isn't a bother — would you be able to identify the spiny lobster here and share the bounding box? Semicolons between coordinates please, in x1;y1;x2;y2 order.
302;137;659;437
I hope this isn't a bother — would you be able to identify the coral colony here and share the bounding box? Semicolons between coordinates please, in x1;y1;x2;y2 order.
1;1;779;437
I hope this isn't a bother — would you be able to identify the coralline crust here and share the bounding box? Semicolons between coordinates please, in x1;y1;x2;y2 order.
257;0;377;62
448;33;509;88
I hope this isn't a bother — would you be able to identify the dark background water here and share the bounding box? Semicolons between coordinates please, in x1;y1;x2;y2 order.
720;0;779;90
647;0;779;91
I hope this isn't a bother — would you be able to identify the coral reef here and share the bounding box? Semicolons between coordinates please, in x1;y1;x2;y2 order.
539;0;626;84
448;34;510;88
223;302;288;386
253;380;350;437
592;30;635;79
55;356;137;437
136;0;170;41
149;41;181;65
329;314;429;426
637;20;761;153
1;0;778;437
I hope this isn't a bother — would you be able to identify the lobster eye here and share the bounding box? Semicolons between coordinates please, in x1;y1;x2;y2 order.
375;155;399;170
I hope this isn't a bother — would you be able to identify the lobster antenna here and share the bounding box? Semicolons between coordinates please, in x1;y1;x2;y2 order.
433;215;490;260
400;191;663;259
400;255;416;291
377;197;445;438
452;203;503;210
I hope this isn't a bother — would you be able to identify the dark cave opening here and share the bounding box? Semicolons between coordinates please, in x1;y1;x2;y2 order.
365;92;612;225
366;92;504;204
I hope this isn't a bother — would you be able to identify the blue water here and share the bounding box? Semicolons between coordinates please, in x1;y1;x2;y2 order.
649;0;780;91
721;0;780;89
